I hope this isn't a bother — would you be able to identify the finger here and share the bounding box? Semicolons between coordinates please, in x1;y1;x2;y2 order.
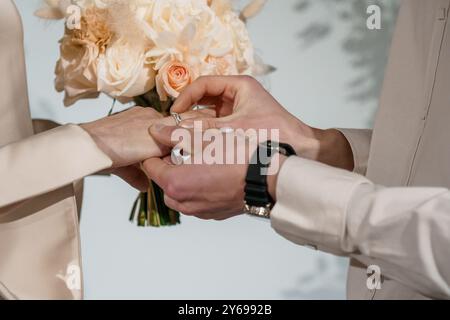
164;196;201;217
182;109;216;120
142;157;171;188
197;97;234;117
197;96;221;106
113;166;149;192
164;195;183;213
154;126;197;153
179;118;220;130
179;116;239;131
151;125;215;155
162;155;173;165
148;124;181;148
158;109;215;128
171;76;240;113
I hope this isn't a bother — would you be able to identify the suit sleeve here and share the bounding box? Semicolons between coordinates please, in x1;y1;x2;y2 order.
271;156;450;299
0;124;112;208
337;129;372;175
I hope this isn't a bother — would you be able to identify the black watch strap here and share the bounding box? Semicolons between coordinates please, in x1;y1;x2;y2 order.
244;141;297;209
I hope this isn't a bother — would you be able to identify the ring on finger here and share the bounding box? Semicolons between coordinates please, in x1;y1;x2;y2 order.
171;146;191;165
171;112;182;126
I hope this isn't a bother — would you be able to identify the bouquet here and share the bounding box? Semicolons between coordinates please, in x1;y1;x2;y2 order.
35;0;272;227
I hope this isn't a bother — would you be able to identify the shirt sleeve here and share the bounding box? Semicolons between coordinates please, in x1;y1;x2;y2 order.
337;129;372;175
0;124;112;208
271;156;450;299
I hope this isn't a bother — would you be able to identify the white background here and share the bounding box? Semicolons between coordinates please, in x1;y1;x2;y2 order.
14;0;397;299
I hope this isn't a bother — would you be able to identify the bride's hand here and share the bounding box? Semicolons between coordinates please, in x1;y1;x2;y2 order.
80;106;214;190
81;106;214;168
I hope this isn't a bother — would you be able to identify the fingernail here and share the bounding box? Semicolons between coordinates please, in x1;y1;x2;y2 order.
220;127;235;134
152;123;165;132
180;121;194;129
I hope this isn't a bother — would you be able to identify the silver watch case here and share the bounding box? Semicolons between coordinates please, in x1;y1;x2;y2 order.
244;202;272;219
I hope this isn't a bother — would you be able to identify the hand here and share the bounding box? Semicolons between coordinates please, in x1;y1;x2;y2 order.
81;106;214;191
171;76;354;171
142;124;286;220
80;106;213;168
81;107;165;169
111;165;149;192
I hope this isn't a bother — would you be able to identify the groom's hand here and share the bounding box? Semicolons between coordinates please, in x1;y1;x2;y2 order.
142;124;248;220
142;124;287;220
171;76;354;171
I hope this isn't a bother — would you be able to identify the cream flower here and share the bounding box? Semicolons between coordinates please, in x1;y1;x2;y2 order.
97;38;156;99
68;6;112;54
54;5;115;106
55;35;100;106
156;60;198;101
220;10;255;74
39;0;271;107
142;0;234;70
208;0;232;18
206;54;238;75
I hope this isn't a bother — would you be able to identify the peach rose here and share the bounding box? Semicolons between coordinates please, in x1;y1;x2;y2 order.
156;61;198;101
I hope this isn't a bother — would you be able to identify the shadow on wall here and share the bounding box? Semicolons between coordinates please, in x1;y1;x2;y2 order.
281;1;400;299
296;0;400;111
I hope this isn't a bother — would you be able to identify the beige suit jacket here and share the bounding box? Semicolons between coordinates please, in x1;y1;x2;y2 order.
271;0;450;299
0;1;112;299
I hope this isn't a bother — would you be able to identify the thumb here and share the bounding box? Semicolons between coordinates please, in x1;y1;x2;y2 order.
179;114;240;131
148;124;180;148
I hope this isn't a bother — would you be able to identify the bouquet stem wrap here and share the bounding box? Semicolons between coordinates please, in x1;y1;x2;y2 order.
129;90;180;227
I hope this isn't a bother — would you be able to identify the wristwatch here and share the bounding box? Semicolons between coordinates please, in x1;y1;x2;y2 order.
244;140;297;219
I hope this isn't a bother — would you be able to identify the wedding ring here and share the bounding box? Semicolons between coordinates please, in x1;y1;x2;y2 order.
171;112;182;126
171;146;191;166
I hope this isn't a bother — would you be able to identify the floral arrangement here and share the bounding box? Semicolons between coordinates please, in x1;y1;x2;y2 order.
36;0;272;227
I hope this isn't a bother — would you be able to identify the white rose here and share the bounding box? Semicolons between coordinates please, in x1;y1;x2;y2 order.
97;38;156;99
143;0;234;69
221;11;255;74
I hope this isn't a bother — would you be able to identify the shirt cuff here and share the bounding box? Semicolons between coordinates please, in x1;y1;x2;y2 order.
270;156;370;255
